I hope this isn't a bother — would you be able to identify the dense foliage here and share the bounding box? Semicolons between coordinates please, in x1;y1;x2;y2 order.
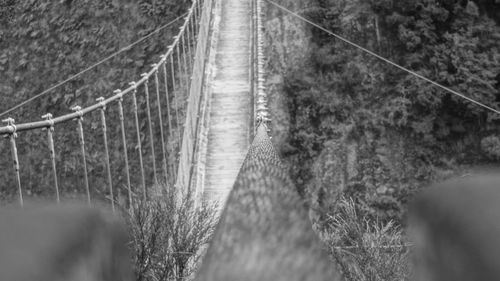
263;1;499;279
0;0;188;117
0;0;189;202
279;0;500;222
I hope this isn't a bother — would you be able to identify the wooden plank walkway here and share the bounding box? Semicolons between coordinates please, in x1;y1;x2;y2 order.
201;0;252;206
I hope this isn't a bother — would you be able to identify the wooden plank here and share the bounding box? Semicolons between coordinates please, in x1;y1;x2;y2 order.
202;0;252;206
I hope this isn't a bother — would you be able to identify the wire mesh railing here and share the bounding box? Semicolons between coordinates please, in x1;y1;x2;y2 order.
0;0;214;210
175;0;214;195
251;0;270;133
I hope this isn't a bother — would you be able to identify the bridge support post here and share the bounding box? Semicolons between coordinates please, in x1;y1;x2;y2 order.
185;21;193;72
42;113;60;204
169;52;182;148
115;91;133;208
152;68;169;185
2;118;23;207
72;106;91;206
130;83;147;200
141;75;159;187
161;57;176;184
97;97;114;212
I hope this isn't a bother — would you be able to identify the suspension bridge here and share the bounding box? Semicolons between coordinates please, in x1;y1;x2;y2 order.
1;0;500;280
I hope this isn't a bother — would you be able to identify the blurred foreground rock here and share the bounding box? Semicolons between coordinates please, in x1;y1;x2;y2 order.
0;205;132;281
410;176;500;281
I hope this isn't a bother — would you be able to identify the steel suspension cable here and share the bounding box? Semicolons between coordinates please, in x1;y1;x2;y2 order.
190;12;197;48
170;49;182;146
141;76;158;186
72;106;91;206
130;83;147;200
115;90;132;207
266;0;500;115
186;21;193;72
181;33;190;91
97;97;114;212
153;67;168;183
161;58;175;182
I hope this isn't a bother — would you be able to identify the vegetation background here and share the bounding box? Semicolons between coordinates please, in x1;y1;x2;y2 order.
0;0;190;203
267;0;500;221
265;0;499;279
1;0;500;280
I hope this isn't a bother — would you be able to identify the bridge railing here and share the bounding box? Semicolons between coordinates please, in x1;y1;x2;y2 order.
251;0;270;133
0;0;210;210
175;0;214;195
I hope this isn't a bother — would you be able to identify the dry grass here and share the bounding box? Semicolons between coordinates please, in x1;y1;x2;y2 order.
317;198;411;281
124;187;410;281
123;184;218;281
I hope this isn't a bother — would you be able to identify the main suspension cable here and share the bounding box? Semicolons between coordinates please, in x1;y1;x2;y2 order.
266;0;500;115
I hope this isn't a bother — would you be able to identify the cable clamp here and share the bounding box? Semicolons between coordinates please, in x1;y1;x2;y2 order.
71;105;84;120
96;97;106;110
2;117;17;137
141;73;149;84
42;113;55;131
114;89;123;101
129;82;138;92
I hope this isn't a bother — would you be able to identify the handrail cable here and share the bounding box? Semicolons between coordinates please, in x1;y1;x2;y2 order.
266;0;500;115
0;13;188;118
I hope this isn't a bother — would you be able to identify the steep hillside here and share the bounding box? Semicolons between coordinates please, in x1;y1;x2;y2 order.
265;1;499;279
0;0;188;202
265;0;500;222
264;0;314;148
0;0;188;120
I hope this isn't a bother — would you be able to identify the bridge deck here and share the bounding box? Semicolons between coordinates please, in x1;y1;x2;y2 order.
202;0;252;205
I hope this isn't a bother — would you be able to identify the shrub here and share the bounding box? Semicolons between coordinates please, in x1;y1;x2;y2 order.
124;184;218;281
481;135;500;160
317;198;411;281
